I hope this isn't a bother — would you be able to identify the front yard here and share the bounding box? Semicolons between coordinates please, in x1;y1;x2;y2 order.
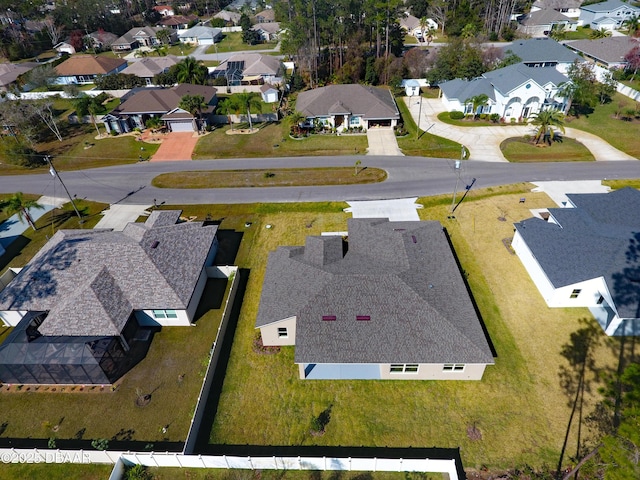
501;137;595;162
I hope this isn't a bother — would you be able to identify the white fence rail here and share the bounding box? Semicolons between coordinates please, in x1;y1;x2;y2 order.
0;448;461;480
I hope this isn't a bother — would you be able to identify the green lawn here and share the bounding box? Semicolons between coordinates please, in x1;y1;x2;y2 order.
562;26;594;40
209;32;278;54
151;167;386;188
205;185;626;470
396;98;463;158
193;123;367;158
566;92;640;159
500;137;595;162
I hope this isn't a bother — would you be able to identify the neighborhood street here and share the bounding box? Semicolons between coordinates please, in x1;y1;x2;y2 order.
1;156;638;206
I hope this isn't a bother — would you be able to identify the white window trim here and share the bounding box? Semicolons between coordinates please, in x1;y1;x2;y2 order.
390;363;419;374
443;363;465;372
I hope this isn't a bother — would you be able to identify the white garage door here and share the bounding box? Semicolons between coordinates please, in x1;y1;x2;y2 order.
169;120;193;132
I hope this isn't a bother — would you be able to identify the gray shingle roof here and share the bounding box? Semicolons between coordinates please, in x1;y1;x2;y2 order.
115;84;217;115
519;8;575;26
256;218;494;365
581;0;639;13
564;37;640;65
121;55;180;78
482;63;568;94
439;77;496;103
514;188;640;319
503;38;582;65
0;211;218;336
296;84;400;121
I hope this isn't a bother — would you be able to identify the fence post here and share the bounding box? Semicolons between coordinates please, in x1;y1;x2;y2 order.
224;454;230;468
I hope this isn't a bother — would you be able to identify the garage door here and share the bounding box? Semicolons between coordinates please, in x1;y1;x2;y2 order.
169;120;193;132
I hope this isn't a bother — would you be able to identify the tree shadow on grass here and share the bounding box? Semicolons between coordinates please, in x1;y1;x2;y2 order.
556;318;602;477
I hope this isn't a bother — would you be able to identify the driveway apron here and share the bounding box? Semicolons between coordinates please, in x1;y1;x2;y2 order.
366;128;404;156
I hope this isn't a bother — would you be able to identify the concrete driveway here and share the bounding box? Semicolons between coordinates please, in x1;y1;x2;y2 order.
151;132;199;162
404;97;637;162
94;204;151;231
366;128;404;156
344;198;422;221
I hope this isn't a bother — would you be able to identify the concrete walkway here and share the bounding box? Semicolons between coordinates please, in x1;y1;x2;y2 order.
344;198;422;221
366;128;403;156
94;204;152;231
403;97;637;162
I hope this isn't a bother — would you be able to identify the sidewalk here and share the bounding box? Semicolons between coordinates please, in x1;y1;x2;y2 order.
403;97;637;162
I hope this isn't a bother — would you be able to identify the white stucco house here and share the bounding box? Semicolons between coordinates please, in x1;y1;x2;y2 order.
513;187;640;337
579;0;640;31
256;218;495;380
440;63;569;121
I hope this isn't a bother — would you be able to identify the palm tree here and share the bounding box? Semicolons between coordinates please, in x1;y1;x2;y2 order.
156;28;172;45
549;24;567;42
623;15;639;37
1;192;44;230
174;57;208;85
289;111;306;135
179;94;207;132
231;92;262;131
418;17;428;43
464;94;489;119
530;109;565;145
590;28;612;39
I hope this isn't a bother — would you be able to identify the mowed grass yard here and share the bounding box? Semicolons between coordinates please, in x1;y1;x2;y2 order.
501;137;595;162
193;123;368;158
567;92;640;159
207;185;626;470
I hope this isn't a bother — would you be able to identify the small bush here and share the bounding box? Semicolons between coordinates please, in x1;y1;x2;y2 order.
449;111;464;120
490;113;500;123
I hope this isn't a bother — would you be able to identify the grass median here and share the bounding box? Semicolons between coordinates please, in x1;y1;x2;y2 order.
500;137;595;162
151;167;386;188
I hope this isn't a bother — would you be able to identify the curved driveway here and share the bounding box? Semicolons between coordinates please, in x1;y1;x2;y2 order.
404;97;637;162
2;157;639;206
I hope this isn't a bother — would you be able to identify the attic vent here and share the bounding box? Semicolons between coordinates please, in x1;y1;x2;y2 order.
411;235;417;243
393;228;406;231
322;315;336;321
151;241;159;249
356;315;370;321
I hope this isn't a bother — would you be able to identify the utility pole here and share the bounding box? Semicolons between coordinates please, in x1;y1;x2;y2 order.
46;156;83;224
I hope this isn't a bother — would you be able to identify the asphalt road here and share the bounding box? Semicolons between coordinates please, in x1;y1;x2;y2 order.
3;156;639;206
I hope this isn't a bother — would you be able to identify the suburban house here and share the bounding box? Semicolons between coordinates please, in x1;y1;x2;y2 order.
296;84;400;130
102;83;218;133
158;14;198;31
254;8;275;23
85;30;119;51
251;22;281;42
120;55;180;85
255;218;495;380
260;83;279;103
211;53;284;86
579;0;640;31
153;5;174;16
0;210;219;385
0;62;37;91
512;187;640;337
111;26;176;52
502;38;583;74
54;55;127;85
531;0;583;18
53;41;76;55
399;13;438;40
178;26;223;45
213;10;241;25
517;8;578;37
565;36;640;68
439;63;569;120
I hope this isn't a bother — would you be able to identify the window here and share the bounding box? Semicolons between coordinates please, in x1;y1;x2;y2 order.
349;116;360;126
390;364;419;373
152;309;178;319
277;327;288;338
443;364;465;372
570;289;581;299
597;295;605;305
